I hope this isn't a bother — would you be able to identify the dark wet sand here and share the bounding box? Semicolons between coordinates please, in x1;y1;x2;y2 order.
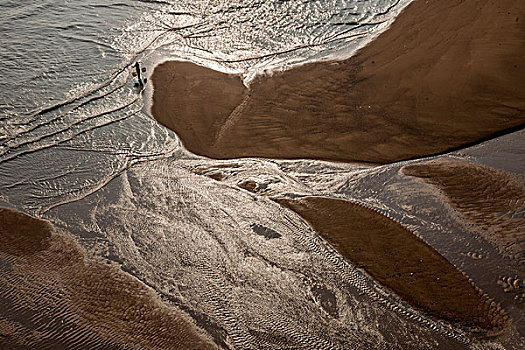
275;197;509;333
151;0;525;164
0;208;217;349
403;159;525;263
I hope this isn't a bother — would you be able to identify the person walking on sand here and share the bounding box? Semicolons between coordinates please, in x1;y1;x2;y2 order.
134;62;143;87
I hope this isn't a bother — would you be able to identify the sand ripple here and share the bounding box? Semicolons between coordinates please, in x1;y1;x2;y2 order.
0;208;217;349
276;196;509;333
403;159;525;263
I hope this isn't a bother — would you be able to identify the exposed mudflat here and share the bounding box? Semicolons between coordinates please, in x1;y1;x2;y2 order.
403;159;525;263
275;196;509;333
152;0;525;164
0;208;217;349
2;0;525;349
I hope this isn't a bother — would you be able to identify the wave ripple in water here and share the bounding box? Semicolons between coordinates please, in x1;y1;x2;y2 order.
0;1;497;349
0;0;411;212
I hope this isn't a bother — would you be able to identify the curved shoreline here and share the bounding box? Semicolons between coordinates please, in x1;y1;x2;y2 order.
151;0;525;164
275;196;510;333
0;208;217;349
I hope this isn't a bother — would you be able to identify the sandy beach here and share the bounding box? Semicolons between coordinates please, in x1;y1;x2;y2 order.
403;159;525;263
148;0;525;336
276;197;509;333
0;208;217;349
4;0;525;348
151;0;525;164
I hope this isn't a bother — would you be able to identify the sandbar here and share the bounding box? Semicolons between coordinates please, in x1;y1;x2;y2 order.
403;159;525;262
151;0;525;164
275;196;509;332
0;208;217;349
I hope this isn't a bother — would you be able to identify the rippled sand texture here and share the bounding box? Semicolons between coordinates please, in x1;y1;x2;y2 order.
152;62;246;155
151;0;525;164
0;208;217;349
276;197;509;333
403;159;525;263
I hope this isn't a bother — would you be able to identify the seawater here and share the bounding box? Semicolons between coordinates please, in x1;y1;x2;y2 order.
3;2;480;349
0;0;411;212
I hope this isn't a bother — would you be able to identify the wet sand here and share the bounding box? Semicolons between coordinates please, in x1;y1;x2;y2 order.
151;0;525;164
151;62;246;155
0;208;217;349
403;159;525;263
275;197;509;333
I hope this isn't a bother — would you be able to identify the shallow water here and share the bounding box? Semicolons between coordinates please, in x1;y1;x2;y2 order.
0;0;411;213
1;0;524;349
2;0;411;115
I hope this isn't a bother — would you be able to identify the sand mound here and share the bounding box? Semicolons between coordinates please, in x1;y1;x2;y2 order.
276;197;509;332
151;61;246;154
402;159;525;262
0;208;216;349
0;208;53;256
151;0;525;164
